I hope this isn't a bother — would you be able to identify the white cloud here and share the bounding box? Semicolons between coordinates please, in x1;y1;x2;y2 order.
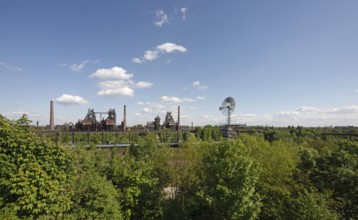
156;42;187;53
134;96;198;125
132;102;358;127
188;106;199;110
132;57;144;64
98;80;133;89
139;102;167;116
329;106;358;114
161;96;183;103
132;42;187;64
144;50;159;61
70;60;90;72
135;81;153;89
90;66;133;80
56;94;88;105
192;81;200;87
142;107;153;113
61;59;98;72
180;7;188;20
355;89;358;93
196;96;206;100
160;96;195;103
91;67;153;98
192;81;209;90
0;61;21;71
229;105;358;127
97;87;134;97
294;106;358;115
296;106;320;113
96;80;135;97
181;98;196;102
154;9;169;27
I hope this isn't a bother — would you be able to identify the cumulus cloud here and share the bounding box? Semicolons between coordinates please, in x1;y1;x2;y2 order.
96;80;134;97
90;66;152;97
90;66;133;80
188;106;199;110
182;98;196;102
132;58;143;64
294;106;358;115
135;96;197;122
160;96;196;103
60;59;98;72
140;102;167;115
97;87;134;97
161;96;182;103
192;81;200;87
135;81;153;89
97;80;132;89
0;61;21;71
229;105;358;127
192;81;209;90
134;103;358;127
144;50;159;61
132;42;187;64
154;9;169;27
142;107;153;113
157;42;187;53
56;94;89;105
328;106;358;114
180;7;188;20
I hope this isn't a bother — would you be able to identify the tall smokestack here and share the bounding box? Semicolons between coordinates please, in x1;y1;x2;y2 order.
50;100;55;130
123;105;127;131
177;106;180;131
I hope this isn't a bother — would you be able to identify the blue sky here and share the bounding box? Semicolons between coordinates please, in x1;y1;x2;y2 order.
1;0;358;127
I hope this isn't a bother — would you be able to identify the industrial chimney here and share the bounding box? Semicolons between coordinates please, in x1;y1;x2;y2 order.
50;100;55;130
123;105;127;131
177;106;180;131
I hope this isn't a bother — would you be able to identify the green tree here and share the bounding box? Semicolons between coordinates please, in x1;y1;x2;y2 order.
241;134;299;219
0;115;73;219
109;156;163;220
175;141;261;220
109;134;169;220
64;147;123;219
308;142;358;219
283;192;337;220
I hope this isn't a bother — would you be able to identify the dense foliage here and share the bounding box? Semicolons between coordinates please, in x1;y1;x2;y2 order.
0;115;73;219
1;115;357;219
